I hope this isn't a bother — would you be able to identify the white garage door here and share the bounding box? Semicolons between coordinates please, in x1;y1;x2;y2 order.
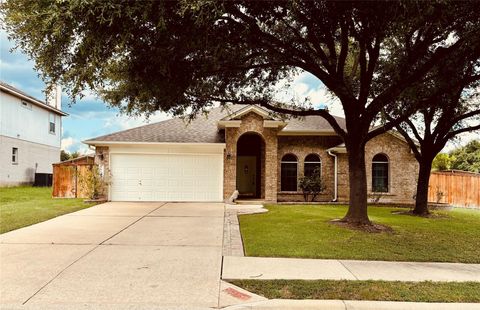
109;153;223;202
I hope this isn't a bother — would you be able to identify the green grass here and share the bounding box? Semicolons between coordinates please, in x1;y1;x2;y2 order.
239;204;480;263
0;186;96;234
229;279;480;303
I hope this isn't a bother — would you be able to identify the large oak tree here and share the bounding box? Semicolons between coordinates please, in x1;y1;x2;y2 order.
3;1;480;224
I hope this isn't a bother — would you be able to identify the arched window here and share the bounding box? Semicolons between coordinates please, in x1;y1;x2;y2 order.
304;154;321;178
281;154;298;191
372;154;389;192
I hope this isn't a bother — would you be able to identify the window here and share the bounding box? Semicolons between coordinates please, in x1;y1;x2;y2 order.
49;113;56;134
21;101;32;110
281;154;298;191
304;154;321;178
372;154;389;192
12;148;18;164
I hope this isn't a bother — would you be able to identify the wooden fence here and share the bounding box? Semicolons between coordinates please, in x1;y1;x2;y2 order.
428;170;480;208
52;163;93;198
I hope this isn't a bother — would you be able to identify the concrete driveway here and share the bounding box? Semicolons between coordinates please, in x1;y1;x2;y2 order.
0;202;225;309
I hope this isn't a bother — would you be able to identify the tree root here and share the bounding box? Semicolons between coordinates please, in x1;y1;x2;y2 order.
330;218;393;233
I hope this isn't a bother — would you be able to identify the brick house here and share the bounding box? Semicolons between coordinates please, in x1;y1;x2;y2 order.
84;104;418;203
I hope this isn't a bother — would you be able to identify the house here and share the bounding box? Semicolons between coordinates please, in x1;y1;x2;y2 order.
0;81;67;186
84;104;418;203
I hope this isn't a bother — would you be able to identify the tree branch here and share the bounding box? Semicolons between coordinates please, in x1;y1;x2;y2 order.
395;124;422;159
445;123;480;140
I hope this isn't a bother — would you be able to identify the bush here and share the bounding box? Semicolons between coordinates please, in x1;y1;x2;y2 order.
299;167;326;202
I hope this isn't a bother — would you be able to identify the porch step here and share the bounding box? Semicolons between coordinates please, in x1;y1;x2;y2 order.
235;200;266;205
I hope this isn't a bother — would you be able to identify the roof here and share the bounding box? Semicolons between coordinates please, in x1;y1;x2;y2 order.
281;115;346;134
53;155;95;165
0;81;68;116
84;104;347;145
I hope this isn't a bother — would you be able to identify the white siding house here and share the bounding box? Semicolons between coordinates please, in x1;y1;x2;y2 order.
0;82;67;186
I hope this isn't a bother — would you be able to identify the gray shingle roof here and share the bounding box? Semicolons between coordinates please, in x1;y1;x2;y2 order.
84;104;346;144
282;114;346;132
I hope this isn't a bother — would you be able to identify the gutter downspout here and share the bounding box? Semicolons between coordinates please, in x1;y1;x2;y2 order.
328;150;338;202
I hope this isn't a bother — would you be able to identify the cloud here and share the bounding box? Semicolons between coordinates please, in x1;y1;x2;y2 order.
61;137;74;151
61;136;92;154
274;71;344;117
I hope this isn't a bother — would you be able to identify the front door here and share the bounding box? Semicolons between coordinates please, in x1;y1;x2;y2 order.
236;156;256;197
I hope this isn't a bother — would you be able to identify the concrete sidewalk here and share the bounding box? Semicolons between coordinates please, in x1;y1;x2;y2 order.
222;256;480;282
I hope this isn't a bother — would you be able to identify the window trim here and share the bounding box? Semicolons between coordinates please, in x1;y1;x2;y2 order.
21;101;32;110
371;153;389;193
304;153;322;178
12;147;18;165
49;113;56;134
281;153;298;192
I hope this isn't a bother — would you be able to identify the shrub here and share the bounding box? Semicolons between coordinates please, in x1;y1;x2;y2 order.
299;167;326;202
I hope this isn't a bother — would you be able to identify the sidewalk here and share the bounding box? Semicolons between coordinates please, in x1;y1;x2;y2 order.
222;256;480;282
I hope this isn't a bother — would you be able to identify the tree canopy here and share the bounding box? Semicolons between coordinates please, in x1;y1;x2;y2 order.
450;140;480;173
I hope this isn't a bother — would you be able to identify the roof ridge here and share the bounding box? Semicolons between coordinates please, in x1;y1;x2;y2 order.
84;104;245;142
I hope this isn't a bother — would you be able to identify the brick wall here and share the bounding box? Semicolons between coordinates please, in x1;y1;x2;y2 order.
223;112;278;202
276;136;343;202
336;134;418;204
94;146;110;199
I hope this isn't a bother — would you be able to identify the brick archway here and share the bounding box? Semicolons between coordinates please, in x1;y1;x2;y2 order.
236;132;266;199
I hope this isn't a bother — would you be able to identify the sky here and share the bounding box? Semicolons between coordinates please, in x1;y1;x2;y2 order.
0;30;476;153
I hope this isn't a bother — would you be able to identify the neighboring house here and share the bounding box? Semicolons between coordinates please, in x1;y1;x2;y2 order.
0;82;67;186
84;104;418;203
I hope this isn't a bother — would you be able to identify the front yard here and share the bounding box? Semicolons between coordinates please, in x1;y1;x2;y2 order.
239;204;480;263
0;186;95;234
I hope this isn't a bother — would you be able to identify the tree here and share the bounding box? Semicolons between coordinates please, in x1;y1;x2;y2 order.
432;153;452;171
450;140;480;173
60;150;70;162
70;151;80;159
390;57;480;215
3;1;480;224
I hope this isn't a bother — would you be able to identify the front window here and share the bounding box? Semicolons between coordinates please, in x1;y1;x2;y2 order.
281;154;298;191
304;154;321;178
12;148;18;164
49;113;56;134
372;154;389;192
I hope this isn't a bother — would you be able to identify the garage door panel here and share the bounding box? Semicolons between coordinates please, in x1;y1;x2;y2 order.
110;153;222;202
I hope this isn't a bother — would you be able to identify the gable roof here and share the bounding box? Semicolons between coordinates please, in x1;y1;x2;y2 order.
0;81;68;116
221;105;275;120
84;104;347;145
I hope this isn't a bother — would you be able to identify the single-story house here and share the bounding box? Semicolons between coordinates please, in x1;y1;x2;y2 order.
84;104;418;203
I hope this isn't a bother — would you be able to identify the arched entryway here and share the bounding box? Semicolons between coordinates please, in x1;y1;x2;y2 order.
236;133;265;199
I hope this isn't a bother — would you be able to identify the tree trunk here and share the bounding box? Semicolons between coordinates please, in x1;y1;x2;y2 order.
341;142;371;225
413;159;432;215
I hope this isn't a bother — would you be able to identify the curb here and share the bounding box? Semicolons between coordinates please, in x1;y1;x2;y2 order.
222;299;480;310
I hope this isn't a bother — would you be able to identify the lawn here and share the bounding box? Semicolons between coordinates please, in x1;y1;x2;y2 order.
229;279;480;303
0;186;96;234
239;204;480;263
